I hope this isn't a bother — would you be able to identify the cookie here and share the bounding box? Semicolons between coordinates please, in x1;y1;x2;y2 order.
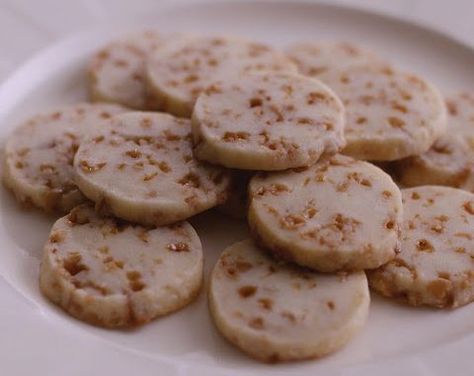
286;41;385;81
40;204;203;327
146;36;297;117
88;30;187;110
397;92;474;190
248;154;402;272
3;103;127;213
316;64;447;161
218;170;253;220
368;186;474;308
74;112;230;225
192;72;345;170
208;239;369;362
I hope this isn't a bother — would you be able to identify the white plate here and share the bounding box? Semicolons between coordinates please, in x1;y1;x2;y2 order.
1;1;473;375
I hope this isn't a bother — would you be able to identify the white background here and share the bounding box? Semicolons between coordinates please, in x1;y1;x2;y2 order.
0;0;473;373
0;0;473;83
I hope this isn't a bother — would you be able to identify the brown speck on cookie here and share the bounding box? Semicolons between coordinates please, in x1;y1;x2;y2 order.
280;214;306;230
411;192;420;200
280;311;297;324
178;173;201;188
49;231;64;243
235;260;253;272
125;149;141;158
249;97;263;108
388;116;405;128
258;298;273;310
248;317;265;330
382;190;392;198
238;285;257;298
463;201;474;215
255;183;289;196
67;208;90;225
223;132;250;142
143;172;158;181
416;239;433;252
167;242;190;252
98;246;109;254
80;160;106;173
126;270;145;292
385;220;395;230
63;252;88;276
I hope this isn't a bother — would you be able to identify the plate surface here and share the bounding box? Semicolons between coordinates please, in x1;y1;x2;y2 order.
1;1;474;375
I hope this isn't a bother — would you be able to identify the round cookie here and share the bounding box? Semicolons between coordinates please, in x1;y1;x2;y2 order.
208;239;369;362
146;36;297;117
88;30;187;110
40;204;203;327
74;112;230;226
286;41;385;81
368;186;474;308
397;92;474;190
3;103;127;213
248;154;402;272
192;72;345;170
320;64;447;161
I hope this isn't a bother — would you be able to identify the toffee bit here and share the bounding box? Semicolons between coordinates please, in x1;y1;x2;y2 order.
80;160;106;173
167;242;190;252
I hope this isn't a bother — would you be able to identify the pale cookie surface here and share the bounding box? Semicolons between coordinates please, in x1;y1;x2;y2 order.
74;112;230;225
209;239;369;362
248;155;402;272
397;92;474;190
40;205;203;327
3;103;127;213
286;41;385;81
88;30;186;110
146;36;297;117
368;186;474;308
192;72;345;170
321;64;446;161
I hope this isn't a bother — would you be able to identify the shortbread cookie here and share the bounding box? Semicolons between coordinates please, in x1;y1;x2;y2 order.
209;239;369;362
74;112;230;225
192;72;345;170
3;103;127;213
397;92;474;190
286;41;385;81
40;204;203;327
368;186;474;308
321;64;447;161
248;155;402;272
218;170;253;219
146;36;297;117
88;30;186;110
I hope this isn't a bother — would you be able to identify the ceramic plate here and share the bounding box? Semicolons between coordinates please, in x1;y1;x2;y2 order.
0;1;473;375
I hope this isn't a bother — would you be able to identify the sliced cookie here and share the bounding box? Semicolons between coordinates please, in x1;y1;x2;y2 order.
88;30;187;110
218;170;253;220
192;71;345;170
74;112;230;226
286;41;385;81
209;239;369;362
316;64;447;161
146;36;297;117
248;154;402;272
40;204;203;327
368;186;474;308
397;92;474;190
3;103;127;213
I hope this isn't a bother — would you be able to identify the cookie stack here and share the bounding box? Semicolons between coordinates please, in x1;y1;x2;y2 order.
3;31;474;363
